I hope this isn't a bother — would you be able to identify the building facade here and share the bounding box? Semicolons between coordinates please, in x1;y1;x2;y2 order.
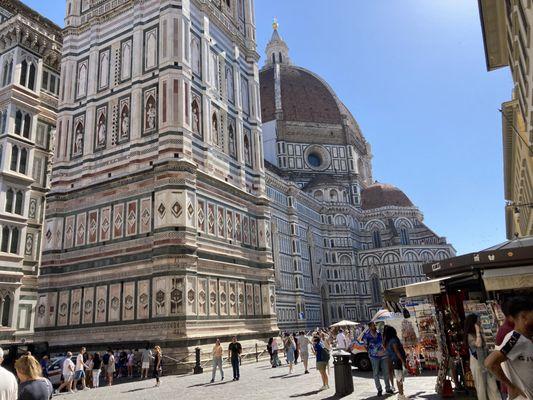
37;0;277;353
479;0;533;238
0;0;61;343
261;24;455;329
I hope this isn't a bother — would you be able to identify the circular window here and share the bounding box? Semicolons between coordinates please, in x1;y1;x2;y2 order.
307;153;322;167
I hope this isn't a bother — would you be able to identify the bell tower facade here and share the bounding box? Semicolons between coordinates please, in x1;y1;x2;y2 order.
37;0;277;358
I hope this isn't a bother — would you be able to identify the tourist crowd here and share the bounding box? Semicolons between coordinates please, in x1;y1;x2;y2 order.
0;295;530;400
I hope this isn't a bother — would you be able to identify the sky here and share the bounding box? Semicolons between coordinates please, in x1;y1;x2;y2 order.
26;0;513;255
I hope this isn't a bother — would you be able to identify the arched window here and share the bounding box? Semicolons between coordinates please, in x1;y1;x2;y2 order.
23;113;31;138
5;188;14;212
400;228;410;245
371;275;382;304
20;60;27;86
372;230;382;248
272;53;275;64
15;191;23;215
2;58;13;86
330;189;338;202
19;148;27;174
1;295;11;326
0;109;7;133
9;227;19;254
1;226;9;252
10;146;18;171
314;190;323;201
279;52;283;63
15;110;22;134
28;63;36;90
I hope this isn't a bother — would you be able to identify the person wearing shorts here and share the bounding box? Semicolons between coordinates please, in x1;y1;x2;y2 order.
74;347;89;391
384;326;407;400
106;349;116;386
312;336;329;391
141;346;152;379
55;352;75;394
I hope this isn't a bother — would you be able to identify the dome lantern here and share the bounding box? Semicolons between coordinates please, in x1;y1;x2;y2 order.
265;18;291;67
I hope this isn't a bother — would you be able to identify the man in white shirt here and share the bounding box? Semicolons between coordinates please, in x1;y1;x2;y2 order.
297;332;311;374
336;329;348;351
74;347;90;391
0;347;17;400
485;296;533;400
141;346;152;379
55;352;75;394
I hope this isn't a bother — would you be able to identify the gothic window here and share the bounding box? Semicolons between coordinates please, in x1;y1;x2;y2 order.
330;189;338;202
98;49;110;90
19;148;27;174
225;65;234;103
372;230;382;249
144;28;158;71
191;95;202;138
2;56;13;86
191;36;201;77
0;109;6;134
228;119;236;158
400;228;410;245
143;87;157;134
10;146;18;171
1;295;11;326
240;76;250;114
371;275;382;304
23;113;31;138
19;60;27;86
279;52;283;64
243;129;252;166
10;227;19;254
5;189;13;212
15;111;22;135
72;116;85;157
76;60;88;98
28;63;36;90
1;226;9;252
15;191;23;215
272;53;275;64
121;39;132;81
211;111;220;147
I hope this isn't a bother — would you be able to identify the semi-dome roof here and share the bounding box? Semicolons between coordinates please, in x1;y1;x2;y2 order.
361;183;414;210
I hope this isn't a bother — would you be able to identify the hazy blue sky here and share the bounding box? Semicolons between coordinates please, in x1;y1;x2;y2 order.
26;0;513;255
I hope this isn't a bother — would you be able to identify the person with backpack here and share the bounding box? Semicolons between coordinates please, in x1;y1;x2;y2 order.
312;335;329;391
384;326;408;400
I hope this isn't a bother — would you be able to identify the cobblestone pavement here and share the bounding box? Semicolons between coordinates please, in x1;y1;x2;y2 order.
61;360;441;400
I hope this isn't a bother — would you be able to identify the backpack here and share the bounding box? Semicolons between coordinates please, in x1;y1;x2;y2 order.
102;353;110;365
321;345;330;362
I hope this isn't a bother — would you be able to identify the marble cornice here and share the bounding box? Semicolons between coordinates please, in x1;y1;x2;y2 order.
0;15;62;70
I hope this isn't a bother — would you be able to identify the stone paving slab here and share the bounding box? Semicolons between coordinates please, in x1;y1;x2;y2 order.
60;360;442;400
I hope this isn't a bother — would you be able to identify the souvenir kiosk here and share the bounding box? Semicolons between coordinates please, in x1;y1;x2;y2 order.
384;237;533;397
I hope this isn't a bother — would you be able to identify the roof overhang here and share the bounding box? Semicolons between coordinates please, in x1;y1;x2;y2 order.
482;265;533;291
384;273;474;301
478;0;509;71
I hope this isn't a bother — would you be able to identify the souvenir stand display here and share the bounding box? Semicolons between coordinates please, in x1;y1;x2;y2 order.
462;300;503;351
405;303;441;371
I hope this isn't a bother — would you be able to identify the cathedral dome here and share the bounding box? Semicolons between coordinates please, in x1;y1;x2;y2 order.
361;183;414;210
260;65;344;125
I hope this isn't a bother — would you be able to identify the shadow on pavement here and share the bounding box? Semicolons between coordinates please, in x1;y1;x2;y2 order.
289;389;323;397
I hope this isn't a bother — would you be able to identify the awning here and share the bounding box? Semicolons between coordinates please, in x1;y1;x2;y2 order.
482;266;533;291
384;273;472;300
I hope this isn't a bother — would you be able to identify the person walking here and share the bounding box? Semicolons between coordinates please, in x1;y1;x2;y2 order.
293;333;299;365
141;346;152;379
126;350;134;378
210;339;224;383
228;336;242;381
73;347;89;391
152;346;162;387
286;335;296;374
106;349;115;386
485;296;533;399
297;332;310;374
312;336;329;390
384;326;408;400
270;338;281;367
464;314;500;400
38;356;49;380
0;347;18;400
15;355;53;400
336;329;348;351
55;352;75;394
363;322;393;397
91;353;103;388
